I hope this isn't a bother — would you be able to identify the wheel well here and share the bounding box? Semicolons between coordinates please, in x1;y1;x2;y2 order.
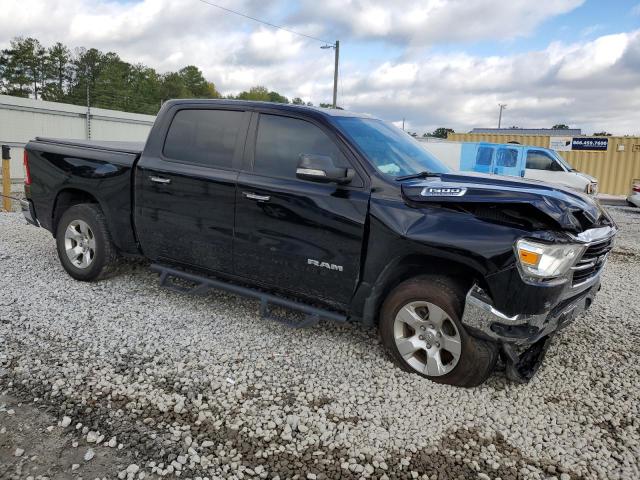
365;255;488;325
52;189;99;236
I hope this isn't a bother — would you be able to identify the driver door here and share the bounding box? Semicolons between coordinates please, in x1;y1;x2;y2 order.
233;112;370;306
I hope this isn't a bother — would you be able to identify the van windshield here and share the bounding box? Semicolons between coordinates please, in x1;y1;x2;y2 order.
551;150;575;171
333;117;449;177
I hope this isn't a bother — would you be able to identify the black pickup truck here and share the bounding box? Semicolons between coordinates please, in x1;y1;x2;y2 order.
22;99;616;386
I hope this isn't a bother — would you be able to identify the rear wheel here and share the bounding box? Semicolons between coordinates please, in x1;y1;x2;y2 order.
55;204;118;281
380;275;498;387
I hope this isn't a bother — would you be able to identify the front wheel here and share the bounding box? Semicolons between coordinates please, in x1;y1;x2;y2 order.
379;275;498;387
55;204;118;281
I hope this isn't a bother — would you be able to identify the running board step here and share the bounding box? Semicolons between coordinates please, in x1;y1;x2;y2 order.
151;264;346;329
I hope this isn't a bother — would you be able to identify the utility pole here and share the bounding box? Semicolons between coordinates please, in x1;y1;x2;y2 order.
86;77;91;140
498;103;507;128
321;40;340;108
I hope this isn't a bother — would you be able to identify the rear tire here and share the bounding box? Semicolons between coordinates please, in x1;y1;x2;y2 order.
55;204;118;281
379;275;498;387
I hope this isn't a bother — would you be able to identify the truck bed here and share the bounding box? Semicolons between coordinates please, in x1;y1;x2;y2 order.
34;137;145;155
26;137;143;255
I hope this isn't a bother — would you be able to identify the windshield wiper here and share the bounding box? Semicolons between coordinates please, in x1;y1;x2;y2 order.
395;171;441;181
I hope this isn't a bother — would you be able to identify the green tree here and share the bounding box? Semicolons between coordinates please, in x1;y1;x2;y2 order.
291;97;304;105
592;131;611;136
66;47;107;106
237;85;270;101
1;35;308;116
179;65;220;98
432;127;454;139
2;37;47;98
127;64;162;114
42;42;71;101
92;52;131;110
552;124;570;129
268;90;289;103
160;72;189;102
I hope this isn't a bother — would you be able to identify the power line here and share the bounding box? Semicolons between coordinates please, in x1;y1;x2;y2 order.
195;0;333;45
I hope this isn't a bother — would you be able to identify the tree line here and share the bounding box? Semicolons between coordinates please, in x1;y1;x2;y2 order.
0;37;316;115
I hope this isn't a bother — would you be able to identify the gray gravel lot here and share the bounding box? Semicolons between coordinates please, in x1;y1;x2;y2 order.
1;207;639;480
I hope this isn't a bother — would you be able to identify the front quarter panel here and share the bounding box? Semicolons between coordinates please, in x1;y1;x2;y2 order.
355;190;575;322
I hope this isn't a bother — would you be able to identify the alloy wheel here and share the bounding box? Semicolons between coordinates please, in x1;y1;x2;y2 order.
393;301;462;376
64;220;96;269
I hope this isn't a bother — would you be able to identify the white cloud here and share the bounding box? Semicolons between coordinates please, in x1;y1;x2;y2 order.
339;31;640;135
0;0;638;135
290;0;585;44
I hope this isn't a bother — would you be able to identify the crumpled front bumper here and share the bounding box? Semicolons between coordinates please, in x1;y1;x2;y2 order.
461;281;600;347
461;279;601;382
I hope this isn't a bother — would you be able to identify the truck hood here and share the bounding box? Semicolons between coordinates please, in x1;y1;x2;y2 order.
400;171;612;233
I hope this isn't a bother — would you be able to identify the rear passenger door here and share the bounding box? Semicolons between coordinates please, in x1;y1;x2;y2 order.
233;112;370;306
135;107;250;274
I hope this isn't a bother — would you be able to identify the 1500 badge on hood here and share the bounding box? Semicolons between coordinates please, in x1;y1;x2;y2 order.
421;186;467;197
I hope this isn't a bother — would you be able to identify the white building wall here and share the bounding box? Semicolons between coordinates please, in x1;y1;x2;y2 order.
0;95;156;181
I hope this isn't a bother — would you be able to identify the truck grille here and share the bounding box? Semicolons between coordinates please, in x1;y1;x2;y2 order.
571;237;614;286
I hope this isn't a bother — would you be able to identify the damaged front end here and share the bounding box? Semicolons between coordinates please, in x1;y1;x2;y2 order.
462;281;601;382
400;173;617;382
401;171;615;233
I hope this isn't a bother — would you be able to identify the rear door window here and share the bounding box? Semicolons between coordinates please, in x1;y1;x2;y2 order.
163;109;244;169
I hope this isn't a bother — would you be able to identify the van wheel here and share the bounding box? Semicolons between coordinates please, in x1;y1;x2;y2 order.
379;275;498;387
55;204;118;281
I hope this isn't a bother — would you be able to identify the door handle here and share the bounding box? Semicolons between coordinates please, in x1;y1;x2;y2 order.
243;192;270;202
150;176;171;184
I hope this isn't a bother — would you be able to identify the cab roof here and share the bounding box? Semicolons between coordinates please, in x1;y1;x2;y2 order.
164;98;374;119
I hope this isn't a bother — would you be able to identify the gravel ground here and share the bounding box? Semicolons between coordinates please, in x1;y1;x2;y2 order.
1;207;639;480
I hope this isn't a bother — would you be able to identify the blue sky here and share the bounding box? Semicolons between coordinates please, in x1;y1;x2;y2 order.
342;1;640;65
1;0;639;134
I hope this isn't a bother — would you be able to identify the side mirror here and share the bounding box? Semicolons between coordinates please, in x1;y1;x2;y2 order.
296;154;352;184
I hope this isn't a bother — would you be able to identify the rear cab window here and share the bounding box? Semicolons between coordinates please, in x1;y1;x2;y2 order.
163;109;244;168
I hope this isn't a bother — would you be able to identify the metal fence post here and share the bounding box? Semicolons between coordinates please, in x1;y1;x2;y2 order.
2;145;10;212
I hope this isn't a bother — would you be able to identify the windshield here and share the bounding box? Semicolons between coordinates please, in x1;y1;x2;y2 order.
333;117;449;177
550;150;574;171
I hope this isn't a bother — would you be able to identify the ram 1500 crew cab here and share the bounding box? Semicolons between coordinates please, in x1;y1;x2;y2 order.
22;100;616;387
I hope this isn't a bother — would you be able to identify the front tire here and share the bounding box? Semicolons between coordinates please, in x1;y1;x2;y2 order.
55;204;118;281
380;275;498;387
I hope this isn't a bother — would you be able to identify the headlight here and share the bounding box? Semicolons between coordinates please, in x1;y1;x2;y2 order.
515;239;586;280
586;182;598;195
